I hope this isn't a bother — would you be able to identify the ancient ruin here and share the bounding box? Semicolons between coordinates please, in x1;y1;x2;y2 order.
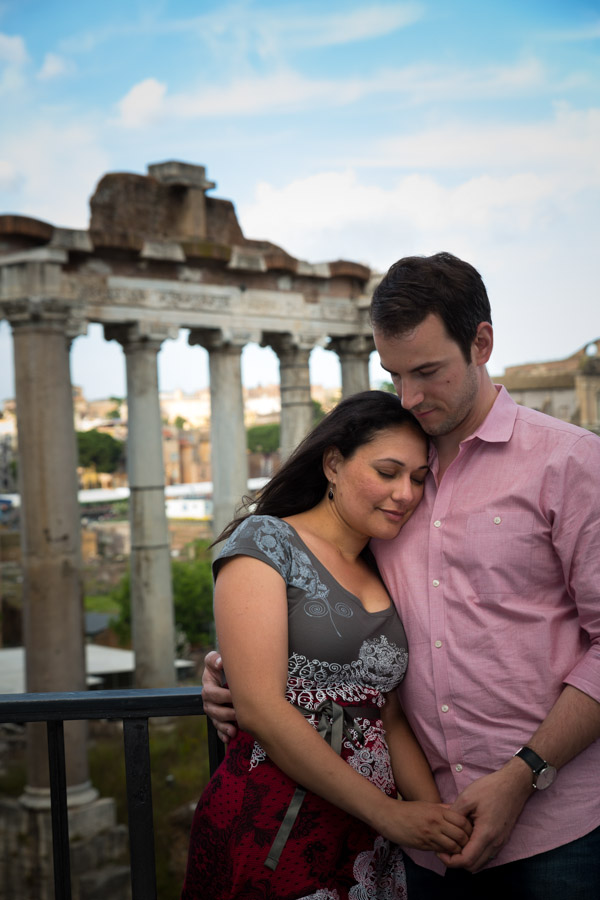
0;162;375;890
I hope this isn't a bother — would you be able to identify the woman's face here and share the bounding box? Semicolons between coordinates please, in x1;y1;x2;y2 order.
328;423;429;541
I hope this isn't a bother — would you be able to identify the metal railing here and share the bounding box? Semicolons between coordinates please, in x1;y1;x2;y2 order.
0;687;226;900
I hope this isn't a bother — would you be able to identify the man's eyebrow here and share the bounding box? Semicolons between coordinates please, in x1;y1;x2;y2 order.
380;360;441;375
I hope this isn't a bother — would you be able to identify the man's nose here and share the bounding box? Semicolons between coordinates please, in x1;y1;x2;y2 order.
400;381;424;410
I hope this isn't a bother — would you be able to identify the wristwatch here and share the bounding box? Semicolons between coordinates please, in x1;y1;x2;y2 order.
513;746;557;790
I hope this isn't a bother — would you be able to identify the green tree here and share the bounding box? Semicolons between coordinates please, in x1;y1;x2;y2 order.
312;398;326;423
247;422;280;453
77;429;125;473
174;415;187;430
376;380;396;394
108;540;215;649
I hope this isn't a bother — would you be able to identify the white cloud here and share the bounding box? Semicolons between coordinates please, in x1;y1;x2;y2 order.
115;56;555;127
0;158;23;190
0;32;27;65
239;168;560;268
116;77;167;127
37;52;70;80
363;104;600;185
1;122;109;227
269;2;423;49
0;31;28;93
59;2;423;60
542;20;600;42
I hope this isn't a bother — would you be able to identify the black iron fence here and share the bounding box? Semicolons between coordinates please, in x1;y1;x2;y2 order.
0;687;226;900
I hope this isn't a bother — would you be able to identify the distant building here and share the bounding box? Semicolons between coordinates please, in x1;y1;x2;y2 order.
0;409;17;492
494;339;600;434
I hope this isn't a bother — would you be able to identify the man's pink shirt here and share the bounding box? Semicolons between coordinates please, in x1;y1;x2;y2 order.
371;386;600;871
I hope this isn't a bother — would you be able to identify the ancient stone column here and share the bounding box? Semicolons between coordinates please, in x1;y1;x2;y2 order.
188;329;248;542
105;322;177;688
3;294;95;807
265;334;315;460
328;335;374;398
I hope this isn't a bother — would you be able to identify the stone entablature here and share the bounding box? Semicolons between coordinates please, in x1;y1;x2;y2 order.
0;164;373;351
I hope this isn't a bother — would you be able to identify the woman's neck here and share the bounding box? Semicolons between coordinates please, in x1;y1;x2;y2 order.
285;501;368;563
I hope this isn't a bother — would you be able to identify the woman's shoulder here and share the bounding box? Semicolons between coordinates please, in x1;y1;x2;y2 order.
227;514;292;543
217;515;296;568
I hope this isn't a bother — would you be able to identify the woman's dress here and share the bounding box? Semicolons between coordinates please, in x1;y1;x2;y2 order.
182;515;409;900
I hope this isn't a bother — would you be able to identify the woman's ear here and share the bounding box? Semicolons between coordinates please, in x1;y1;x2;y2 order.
323;446;342;481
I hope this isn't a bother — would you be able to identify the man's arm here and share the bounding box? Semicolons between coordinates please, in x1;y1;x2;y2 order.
439;685;600;872
201;650;238;744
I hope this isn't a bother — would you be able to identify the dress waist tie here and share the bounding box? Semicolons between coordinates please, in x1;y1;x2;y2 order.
264;698;378;871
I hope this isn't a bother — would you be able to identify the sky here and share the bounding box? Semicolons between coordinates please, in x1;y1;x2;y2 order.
0;0;599;402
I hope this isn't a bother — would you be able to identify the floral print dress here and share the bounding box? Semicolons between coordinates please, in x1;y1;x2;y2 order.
182;516;409;900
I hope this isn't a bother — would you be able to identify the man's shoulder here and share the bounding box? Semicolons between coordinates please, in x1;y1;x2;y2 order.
513;403;600;444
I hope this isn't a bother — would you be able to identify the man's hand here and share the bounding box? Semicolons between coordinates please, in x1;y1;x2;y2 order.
201;650;238;744
437;759;533;872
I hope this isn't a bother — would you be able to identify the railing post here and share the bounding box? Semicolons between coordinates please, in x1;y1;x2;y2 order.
123;717;157;900
47;720;72;900
207;717;226;774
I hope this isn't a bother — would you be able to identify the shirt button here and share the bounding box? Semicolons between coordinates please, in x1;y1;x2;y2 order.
441;704;449;713
455;764;463;772
494;516;501;525
435;640;442;648
432;579;440;587
433;520;442;528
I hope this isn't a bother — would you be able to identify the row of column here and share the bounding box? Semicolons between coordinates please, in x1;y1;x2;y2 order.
4;298;373;801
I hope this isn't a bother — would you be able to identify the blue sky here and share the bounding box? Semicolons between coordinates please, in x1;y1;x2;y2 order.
1;0;599;401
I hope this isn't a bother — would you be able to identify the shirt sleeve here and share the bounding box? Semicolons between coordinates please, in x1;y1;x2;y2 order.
551;433;600;702
212;516;290;583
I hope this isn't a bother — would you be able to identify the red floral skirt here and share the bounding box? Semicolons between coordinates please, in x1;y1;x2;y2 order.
181;723;406;899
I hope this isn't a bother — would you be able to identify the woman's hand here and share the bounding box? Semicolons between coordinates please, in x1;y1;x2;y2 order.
379;799;472;854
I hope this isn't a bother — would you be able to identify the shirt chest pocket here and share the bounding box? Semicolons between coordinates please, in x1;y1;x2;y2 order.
463;510;536;595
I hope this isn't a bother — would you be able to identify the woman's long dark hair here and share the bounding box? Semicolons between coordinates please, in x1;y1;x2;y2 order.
214;390;426;544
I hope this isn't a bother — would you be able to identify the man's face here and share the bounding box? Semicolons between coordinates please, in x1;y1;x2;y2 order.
373;313;480;438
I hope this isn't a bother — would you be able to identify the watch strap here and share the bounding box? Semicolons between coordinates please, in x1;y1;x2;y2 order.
514;746;546;774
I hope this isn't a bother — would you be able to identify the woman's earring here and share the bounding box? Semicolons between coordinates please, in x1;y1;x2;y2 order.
328;484;334;500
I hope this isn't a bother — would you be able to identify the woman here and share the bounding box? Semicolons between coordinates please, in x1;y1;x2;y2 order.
182;391;471;899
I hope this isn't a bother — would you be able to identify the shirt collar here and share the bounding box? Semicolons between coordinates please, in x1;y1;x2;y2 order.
471;384;518;444
426;384;517;467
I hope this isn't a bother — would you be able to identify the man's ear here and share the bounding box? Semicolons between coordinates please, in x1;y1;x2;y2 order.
472;322;494;366
323;446;342;481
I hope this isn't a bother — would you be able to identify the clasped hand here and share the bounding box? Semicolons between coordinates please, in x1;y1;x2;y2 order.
383;800;472;855
436;764;533;872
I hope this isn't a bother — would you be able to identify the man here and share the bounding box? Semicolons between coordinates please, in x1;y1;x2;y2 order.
203;252;600;899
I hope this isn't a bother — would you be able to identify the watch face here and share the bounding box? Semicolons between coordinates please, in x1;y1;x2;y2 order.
535;765;557;790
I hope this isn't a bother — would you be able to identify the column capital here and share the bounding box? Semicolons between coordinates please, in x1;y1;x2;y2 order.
0;252;66;306
189;326;257;352
104;320;178;351
328;334;374;360
0;296;85;337
262;331;318;357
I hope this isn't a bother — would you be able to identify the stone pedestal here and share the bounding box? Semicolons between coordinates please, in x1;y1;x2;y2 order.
0;796;130;900
105;323;177;688
329;334;374;397
189;329;248;541
266;335;314;460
